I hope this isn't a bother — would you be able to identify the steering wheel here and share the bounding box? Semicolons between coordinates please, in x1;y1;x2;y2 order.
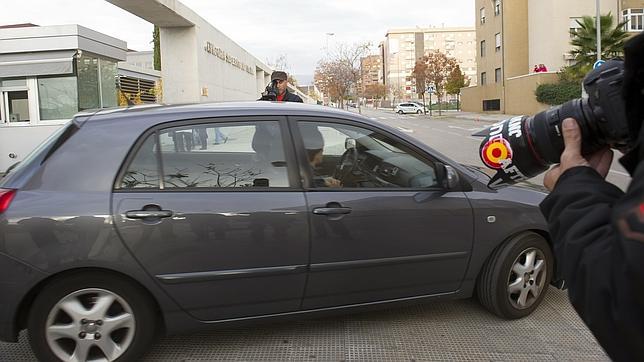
333;147;359;185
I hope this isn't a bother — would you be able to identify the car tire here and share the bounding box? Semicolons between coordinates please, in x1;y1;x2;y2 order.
416;110;422;114
397;110;404;114
28;272;157;362
476;232;553;319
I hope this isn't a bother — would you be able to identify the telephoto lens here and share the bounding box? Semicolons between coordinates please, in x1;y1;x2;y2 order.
477;60;631;189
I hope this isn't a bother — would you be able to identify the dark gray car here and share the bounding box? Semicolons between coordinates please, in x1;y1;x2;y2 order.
0;102;557;361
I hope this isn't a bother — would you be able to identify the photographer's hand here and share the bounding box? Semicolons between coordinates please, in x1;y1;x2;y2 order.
544;118;614;191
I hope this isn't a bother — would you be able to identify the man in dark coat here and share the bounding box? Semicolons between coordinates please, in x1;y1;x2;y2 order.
539;33;644;361
269;71;303;103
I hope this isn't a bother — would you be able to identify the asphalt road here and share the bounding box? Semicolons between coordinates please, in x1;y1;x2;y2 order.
0;107;614;361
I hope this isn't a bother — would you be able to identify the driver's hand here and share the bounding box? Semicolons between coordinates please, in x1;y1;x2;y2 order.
324;177;342;188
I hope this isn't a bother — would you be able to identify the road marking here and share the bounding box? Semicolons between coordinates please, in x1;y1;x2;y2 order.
449;125;484;132
396;126;414;133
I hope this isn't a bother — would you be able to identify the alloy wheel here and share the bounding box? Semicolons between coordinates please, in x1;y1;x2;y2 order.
506;247;547;309
45;288;136;362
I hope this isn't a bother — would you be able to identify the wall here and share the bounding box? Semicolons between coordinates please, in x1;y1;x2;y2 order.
0;124;64;171
159;26;199;103
504;72;558;115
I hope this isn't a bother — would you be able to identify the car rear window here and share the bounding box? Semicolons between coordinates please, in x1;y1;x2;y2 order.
0;120;80;188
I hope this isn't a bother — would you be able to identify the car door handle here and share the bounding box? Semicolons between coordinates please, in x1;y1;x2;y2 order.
125;210;173;219
312;207;352;215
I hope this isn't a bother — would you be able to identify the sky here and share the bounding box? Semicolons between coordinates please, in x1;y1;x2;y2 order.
1;0;475;83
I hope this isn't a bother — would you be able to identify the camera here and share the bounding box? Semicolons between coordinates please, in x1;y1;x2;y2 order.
260;80;279;101
477;35;644;189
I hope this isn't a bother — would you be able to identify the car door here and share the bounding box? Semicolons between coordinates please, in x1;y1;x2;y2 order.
112;117;309;321
291;117;474;309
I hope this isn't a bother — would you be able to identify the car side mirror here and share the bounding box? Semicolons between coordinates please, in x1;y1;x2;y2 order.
444;165;460;189
345;138;356;150
436;163;460;190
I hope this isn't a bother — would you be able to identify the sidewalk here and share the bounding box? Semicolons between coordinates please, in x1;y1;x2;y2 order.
446;111;521;123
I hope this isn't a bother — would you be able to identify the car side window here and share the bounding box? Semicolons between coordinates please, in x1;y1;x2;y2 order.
298;121;439;189
120;135;159;189
119;120;291;190
158;121;290;188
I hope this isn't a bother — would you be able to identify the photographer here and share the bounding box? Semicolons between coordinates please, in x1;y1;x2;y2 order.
539;37;644;360
262;71;303;102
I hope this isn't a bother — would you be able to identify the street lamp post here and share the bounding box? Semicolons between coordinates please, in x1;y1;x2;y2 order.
325;32;335;52
596;0;601;61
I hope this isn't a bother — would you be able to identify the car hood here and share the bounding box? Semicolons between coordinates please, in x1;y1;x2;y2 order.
462;163;549;204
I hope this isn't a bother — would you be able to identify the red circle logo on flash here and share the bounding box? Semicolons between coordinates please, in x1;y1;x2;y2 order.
481;138;513;169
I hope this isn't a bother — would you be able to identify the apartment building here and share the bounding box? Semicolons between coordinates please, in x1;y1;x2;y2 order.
462;0;643;114
358;55;382;95
382;27;477;103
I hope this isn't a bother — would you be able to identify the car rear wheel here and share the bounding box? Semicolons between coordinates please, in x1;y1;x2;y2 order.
477;232;553;319
397;110;404;114
28;272;157;362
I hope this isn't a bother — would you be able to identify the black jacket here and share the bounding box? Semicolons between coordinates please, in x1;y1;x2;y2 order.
258;89;303;103
280;89;303;103
540;123;644;361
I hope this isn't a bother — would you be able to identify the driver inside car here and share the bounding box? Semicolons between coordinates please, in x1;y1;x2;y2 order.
300;124;342;188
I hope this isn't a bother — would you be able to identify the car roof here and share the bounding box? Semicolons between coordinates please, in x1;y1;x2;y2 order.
79;101;358;123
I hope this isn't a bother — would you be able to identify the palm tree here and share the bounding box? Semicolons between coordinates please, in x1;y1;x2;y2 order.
570;13;628;75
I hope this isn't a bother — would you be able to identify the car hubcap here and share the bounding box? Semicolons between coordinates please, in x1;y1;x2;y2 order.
507;248;547;310
45;288;135;362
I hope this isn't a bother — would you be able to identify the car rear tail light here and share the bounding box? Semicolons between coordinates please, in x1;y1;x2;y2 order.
0;189;16;214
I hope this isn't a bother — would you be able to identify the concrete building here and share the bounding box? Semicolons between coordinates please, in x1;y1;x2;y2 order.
382;27;477;104
0;24;130;172
462;0;643;115
358;55;382;95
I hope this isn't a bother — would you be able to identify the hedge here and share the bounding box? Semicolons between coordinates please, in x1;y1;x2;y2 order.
535;81;582;106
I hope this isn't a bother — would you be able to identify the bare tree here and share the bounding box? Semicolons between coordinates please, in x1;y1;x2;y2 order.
417;51;459;115
314;42;371;107
267;54;298;86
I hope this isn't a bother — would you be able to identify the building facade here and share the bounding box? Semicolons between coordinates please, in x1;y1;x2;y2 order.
382;27;477;104
462;0;643;114
358;55;382;95
0;24;130;172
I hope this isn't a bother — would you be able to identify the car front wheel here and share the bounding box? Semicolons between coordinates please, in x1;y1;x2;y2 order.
416;110;422;114
477;232;553;319
28;272;157;362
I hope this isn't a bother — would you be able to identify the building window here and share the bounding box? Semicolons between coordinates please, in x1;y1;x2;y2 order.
495;68;502;83
623;9;644;32
569;17;582;38
76;54;117;111
494;0;501;16
480;7;486;24
37;76;79;120
483;99;501;111
480;40;486;57
481;72;487;85
100;59;117;108
495;33;502;52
